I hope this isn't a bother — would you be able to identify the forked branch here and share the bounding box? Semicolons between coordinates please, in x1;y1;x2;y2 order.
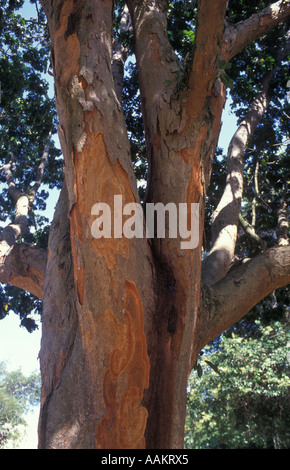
199;245;290;351
185;0;228;118
0;138;50;262
223;0;290;60
202;69;275;286
0;242;47;299
112;5;132;104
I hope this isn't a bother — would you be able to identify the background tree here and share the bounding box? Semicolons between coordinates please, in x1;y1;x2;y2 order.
0;0;289;449
185;315;290;449
0;361;40;448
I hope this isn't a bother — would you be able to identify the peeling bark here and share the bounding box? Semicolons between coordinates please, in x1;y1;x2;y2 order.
40;0;157;449
39;183;94;448
126;0;229;447
36;0;290;450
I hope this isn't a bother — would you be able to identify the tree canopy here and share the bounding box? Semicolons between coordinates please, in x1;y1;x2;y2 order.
186;315;290;448
0;361;40;448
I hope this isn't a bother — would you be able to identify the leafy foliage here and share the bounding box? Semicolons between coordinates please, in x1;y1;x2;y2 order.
186;319;290;449
0;0;62;330
0;284;42;331
167;1;197;60
0;0;62;199
0;361;40;448
122;60;147;200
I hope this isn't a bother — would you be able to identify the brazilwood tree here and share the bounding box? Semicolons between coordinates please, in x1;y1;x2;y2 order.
0;0;290;449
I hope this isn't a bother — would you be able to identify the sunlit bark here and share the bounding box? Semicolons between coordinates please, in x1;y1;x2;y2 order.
34;0;290;449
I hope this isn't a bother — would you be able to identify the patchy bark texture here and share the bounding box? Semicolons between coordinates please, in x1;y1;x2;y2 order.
39;184;96;448
96;279;150;449
40;0;156;449
31;0;290;449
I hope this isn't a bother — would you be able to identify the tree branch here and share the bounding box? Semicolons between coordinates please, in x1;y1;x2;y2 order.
30;134;51;201
1;159;22;204
0;242;47;299
238;213;267;250
0;137;50;258
112;5;132;104
126;0;179;103
0;195;30;257
185;0;228;119
278;199;289;246
199;245;290;351
223;0;290;60
126;0;184;224
126;0;180;168
202;69;274;286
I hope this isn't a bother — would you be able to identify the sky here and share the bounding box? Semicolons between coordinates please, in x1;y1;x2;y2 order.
0;312;41;449
0;0;239;450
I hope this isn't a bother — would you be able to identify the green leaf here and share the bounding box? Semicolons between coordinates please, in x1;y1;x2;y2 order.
205;360;219;374
183;30;195;43
197;363;203;378
220;73;234;89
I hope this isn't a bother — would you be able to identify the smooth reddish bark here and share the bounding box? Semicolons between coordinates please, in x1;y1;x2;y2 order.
1;0;289;449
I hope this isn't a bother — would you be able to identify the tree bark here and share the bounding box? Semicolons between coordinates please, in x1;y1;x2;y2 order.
40;0;157;449
0;242;46;299
36;0;290;449
0;138;50;297
126;0;228;448
38;182;98;448
223;0;290;60
200;246;290;350
202;69;275;286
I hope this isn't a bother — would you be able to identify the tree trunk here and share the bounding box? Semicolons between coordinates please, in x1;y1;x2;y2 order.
39;0;158;449
35;0;290;449
38;183;96;448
